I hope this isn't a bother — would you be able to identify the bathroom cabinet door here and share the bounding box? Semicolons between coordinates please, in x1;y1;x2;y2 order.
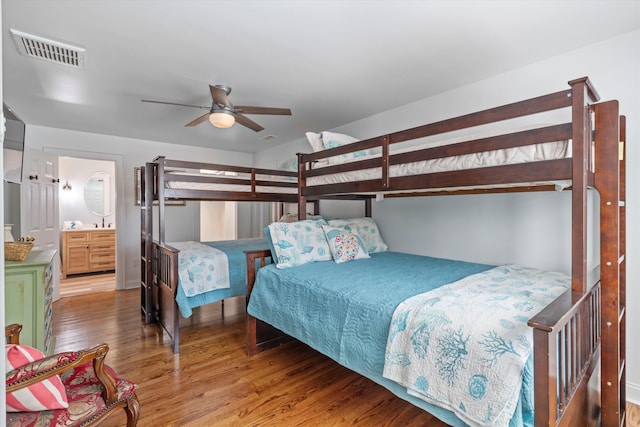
62;231;90;278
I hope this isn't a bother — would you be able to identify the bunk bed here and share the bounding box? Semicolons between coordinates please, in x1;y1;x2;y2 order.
139;158;307;353
245;77;626;427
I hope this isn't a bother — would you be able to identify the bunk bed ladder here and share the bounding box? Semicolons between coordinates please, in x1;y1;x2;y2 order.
594;102;626;427
140;163;155;324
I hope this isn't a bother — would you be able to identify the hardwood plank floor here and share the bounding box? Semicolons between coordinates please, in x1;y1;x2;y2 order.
59;272;115;298
52;290;450;426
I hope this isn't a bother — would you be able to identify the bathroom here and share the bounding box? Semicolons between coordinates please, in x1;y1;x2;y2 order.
58;157;116;295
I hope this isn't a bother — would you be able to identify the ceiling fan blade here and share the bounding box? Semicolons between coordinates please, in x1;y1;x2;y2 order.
141;99;209;110
235;113;264;132
185;112;211;127
236;106;292;115
210;85;231;108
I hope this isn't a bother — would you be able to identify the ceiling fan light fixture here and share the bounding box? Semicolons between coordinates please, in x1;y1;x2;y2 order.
209;111;235;128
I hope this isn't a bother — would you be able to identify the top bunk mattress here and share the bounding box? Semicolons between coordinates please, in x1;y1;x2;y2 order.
166;173;298;193
304;125;575;194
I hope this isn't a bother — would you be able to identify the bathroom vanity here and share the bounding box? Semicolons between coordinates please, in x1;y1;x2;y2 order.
61;228;115;278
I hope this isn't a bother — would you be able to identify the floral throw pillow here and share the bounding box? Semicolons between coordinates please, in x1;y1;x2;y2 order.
267;219;332;269
5;344;69;412
327;217;388;253
322;225;370;264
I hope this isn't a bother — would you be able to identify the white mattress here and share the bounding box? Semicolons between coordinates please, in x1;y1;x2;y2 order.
307;133;571;193
166;172;297;193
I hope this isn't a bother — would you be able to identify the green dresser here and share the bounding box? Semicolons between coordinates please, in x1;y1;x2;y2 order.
4;250;56;354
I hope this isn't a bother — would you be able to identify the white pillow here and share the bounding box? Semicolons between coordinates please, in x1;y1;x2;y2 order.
327;217;388;253
267;219;332;269
320;131;371;164
305;132;325;152
322;225;370;264
304;132;331;167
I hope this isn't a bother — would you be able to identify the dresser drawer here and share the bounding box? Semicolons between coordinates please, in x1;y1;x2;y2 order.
90;230;115;242
65;231;90;242
90;252;115;262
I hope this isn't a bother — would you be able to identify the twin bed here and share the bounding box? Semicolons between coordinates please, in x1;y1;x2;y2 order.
140;77;626;427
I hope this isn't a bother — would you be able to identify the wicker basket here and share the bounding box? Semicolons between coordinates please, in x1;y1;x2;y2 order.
5;242;33;261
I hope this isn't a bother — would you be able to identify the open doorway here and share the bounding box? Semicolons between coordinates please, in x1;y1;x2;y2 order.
58;157;116;297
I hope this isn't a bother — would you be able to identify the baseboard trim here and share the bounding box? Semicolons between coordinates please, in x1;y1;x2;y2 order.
628;381;640;405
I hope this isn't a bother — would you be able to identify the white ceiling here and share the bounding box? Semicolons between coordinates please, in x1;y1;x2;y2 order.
3;1;639;153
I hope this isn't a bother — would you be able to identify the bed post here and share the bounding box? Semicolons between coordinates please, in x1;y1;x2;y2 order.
245;249;292;356
140;164;155;324
593;101;625;427
297;153;306;220
568;77;599;293
157;156;166;245
365;198;372;217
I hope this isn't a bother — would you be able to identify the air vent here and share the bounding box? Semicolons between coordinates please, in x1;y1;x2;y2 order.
10;29;85;69
260;135;277;141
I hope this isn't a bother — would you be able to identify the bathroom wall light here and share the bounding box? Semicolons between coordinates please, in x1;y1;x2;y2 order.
62;180;72;191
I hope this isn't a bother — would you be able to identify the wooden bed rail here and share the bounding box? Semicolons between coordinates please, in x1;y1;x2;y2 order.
296;78;597;202
528;283;601;427
152;242;181;354
245;249;293;356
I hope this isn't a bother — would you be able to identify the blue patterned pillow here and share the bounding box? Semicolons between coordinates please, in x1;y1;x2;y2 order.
322;225;370;264
278;157;298;172
263;226;279;264
327;217;388;253
321;131;371;165
267;219;332;269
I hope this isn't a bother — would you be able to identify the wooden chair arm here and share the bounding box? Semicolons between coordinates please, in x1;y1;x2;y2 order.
6;343;120;405
5;323;22;344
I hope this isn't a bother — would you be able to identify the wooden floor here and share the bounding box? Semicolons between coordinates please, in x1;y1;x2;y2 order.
52;290;451;426
59;272;115;298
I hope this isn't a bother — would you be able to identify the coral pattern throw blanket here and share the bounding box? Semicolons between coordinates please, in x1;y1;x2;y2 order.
170;241;230;296
383;265;569;427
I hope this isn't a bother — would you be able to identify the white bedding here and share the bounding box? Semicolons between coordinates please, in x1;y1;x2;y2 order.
306;134;571;192
166;171;297;193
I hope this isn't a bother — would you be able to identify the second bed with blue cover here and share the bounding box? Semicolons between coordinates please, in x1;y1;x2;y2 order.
247;251;568;427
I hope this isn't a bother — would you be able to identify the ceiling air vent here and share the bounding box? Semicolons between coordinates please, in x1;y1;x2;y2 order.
10;29;86;69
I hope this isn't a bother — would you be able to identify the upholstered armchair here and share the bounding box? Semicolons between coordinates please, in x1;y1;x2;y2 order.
5;323;139;426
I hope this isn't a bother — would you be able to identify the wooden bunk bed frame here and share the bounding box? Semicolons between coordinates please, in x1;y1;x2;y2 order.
245;77;626;427
139;157;303;353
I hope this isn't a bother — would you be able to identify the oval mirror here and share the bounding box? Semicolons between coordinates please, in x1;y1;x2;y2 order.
84;171;114;217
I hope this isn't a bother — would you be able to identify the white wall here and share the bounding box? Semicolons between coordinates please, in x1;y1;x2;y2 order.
256;29;640;401
24;126;253;291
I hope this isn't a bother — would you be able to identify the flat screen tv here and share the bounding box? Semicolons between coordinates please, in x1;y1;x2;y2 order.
3;104;25;184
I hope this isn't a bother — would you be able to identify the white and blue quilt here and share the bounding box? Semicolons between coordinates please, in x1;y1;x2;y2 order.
171;238;269;318
170;241;231;296
383;265;570;427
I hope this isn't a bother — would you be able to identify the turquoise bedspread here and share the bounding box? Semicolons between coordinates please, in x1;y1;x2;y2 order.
247;252;536;427
175;238;268;318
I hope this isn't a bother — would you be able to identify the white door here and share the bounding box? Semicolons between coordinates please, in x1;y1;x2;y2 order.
21;148;61;299
200;201;237;240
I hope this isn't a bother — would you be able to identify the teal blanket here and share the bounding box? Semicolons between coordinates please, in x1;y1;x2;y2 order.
247;252;536;427
175;238;267;318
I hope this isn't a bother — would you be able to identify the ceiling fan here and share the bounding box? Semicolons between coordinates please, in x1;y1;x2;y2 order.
142;84;292;132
